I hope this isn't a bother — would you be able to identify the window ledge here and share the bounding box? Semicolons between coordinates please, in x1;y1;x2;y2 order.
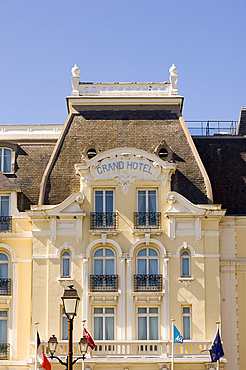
57;277;74;288
133;229;163;235
132;291;164;296
0;295;12;305
132;291;164;303
89;229;119;235
88;291;120;302
178;277;194;286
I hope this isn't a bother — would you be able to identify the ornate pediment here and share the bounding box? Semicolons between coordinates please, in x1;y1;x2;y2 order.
166;192;206;216
75;148;176;194
29;192;85;217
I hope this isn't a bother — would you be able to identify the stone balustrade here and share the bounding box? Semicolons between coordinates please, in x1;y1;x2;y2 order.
42;340;211;359
71;64;179;97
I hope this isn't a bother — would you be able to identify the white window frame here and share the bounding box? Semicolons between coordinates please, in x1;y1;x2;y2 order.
61;307;68;340
0;252;9;278
93;306;116;340
180;249;191;277
0;195;10;216
137;189;157;212
0;148;12;174
136;247;159;274
93;247;116;275
61;250;71;278
94;189;115;212
137;306;159;340
182;306;191;340
0;310;8;344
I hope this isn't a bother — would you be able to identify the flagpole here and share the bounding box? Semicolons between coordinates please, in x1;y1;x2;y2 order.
171;319;175;370
216;321;220;370
34;322;39;370
82;320;86;370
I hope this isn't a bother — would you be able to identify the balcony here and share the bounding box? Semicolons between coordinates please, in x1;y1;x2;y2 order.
134;212;161;229
90;212;118;230
90;275;118;292
0;278;11;295
0;216;12;232
43;340;211;362
134;274;163;292
0;343;10;360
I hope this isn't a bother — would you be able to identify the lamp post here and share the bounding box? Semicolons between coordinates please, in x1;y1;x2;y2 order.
47;285;89;370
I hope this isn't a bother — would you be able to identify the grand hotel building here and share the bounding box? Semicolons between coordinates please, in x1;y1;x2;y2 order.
0;64;245;369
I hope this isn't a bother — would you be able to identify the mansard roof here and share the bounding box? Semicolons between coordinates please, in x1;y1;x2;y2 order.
0;172;21;191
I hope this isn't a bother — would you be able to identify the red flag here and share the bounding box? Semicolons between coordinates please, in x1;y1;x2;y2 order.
83;326;96;349
37;331;51;370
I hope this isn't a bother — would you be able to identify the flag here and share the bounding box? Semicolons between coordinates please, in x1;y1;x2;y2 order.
209;329;224;362
174;325;183;343
83;326;96;349
37;331;51;370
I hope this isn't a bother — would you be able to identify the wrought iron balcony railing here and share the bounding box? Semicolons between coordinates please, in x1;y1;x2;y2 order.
0;278;11;295
0;216;12;232
90;212;118;230
0;343;10;360
134;212;161;229
134;274;163;292
90;275;118;292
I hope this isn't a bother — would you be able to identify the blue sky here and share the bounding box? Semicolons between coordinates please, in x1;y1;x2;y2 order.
0;0;245;124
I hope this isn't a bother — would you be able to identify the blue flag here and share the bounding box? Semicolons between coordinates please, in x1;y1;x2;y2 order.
209;329;224;362
174;325;183;343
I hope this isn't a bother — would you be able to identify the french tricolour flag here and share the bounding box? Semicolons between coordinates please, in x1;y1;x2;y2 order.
37;331;51;370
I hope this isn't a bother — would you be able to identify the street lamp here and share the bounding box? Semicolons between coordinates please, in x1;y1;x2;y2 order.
47;285;89;370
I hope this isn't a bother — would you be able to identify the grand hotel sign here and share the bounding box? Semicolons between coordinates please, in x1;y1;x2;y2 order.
76;151;174;194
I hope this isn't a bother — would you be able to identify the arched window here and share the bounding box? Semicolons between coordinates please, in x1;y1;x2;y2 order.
61;251;71;277
181;250;191;277
0;148;12;174
0;252;10;295
0;253;9;278
137;247;158;275
93;247;115;275
91;247;117;292
135;247;162;291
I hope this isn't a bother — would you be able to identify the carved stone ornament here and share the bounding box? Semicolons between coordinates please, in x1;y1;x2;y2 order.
90;154;161;194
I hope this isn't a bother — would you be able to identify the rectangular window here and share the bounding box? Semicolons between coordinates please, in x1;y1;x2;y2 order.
0;196;10;232
93;307;115;340
0;149;12;174
95;190;114;213
135;190;160;228
0;310;8;344
137;190;157;213
0;196;9;217
61;308;68;340
182;306;191;339
93;190;115;228
137;307;159;340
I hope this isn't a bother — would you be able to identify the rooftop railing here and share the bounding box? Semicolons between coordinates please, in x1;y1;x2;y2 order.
77;82;172;96
187;120;237;136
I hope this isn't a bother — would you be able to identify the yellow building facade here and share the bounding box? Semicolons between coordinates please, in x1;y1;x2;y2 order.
0;65;245;369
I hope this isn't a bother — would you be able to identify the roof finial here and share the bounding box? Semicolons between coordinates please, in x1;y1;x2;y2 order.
169;64;178;95
71;64;80;96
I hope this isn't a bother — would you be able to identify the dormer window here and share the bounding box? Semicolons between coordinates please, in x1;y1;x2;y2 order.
0;148;12;174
